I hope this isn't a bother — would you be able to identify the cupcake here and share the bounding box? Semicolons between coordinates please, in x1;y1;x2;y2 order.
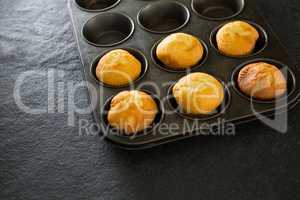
156;33;204;70
238;62;287;100
96;49;141;86
216;21;259;56
173;73;224;115
107;90;158;135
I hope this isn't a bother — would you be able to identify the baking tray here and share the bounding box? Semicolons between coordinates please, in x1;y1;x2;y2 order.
68;0;300;150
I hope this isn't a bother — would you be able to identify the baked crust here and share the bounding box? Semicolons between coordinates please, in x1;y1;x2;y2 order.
238;62;287;100
156;33;204;70
107;90;158;135
173;73;224;115
96;49;141;86
216;21;259;56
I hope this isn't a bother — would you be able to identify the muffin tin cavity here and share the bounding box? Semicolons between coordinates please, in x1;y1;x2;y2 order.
75;0;120;12
151;37;208;73
101;91;164;137
90;48;148;88
231;58;296;104
192;0;244;20
167;81;231;120
82;12;134;47
210;20;268;58
137;1;190;33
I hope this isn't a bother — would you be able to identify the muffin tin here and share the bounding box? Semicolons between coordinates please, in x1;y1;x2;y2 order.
68;0;300;149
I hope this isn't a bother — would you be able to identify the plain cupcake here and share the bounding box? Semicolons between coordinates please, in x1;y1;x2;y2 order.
156;33;204;70
238;62;287;100
96;49;141;86
216;21;259;56
107;90;158;135
172;72;224;115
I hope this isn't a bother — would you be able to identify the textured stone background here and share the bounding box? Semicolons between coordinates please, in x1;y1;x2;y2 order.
0;0;300;199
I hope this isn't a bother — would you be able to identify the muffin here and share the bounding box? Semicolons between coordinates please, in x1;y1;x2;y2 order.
107;90;158;135
96;49;141;86
216;21;259;56
156;33;204;70
173;73;224;115
238;62;287;100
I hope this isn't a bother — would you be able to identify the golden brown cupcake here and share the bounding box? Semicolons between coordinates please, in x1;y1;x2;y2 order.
173;73;224;115
96;49;141;86
238;62;287;100
156;33;204;70
216;21;259;56
107;90;158;135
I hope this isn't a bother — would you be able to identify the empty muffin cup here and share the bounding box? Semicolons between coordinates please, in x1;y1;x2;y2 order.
192;0;245;20
167;81;231;120
90;48;148;88
137;1;190;33
82;12;134;47
231;58;296;104
101;90;165;137
151;37;208;73
75;0;120;12
210;20;268;58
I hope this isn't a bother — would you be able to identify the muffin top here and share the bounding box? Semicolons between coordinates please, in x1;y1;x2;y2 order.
107;90;158;135
156;33;204;70
96;49;141;86
238;62;287;100
216;21;259;56
173;72;224;115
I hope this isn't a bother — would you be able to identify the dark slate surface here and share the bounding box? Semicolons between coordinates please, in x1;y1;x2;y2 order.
0;0;300;199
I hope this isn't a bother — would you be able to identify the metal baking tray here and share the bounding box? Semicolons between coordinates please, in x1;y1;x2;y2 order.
68;0;300;149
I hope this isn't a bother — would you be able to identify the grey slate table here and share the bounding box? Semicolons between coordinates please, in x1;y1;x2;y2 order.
0;0;300;199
